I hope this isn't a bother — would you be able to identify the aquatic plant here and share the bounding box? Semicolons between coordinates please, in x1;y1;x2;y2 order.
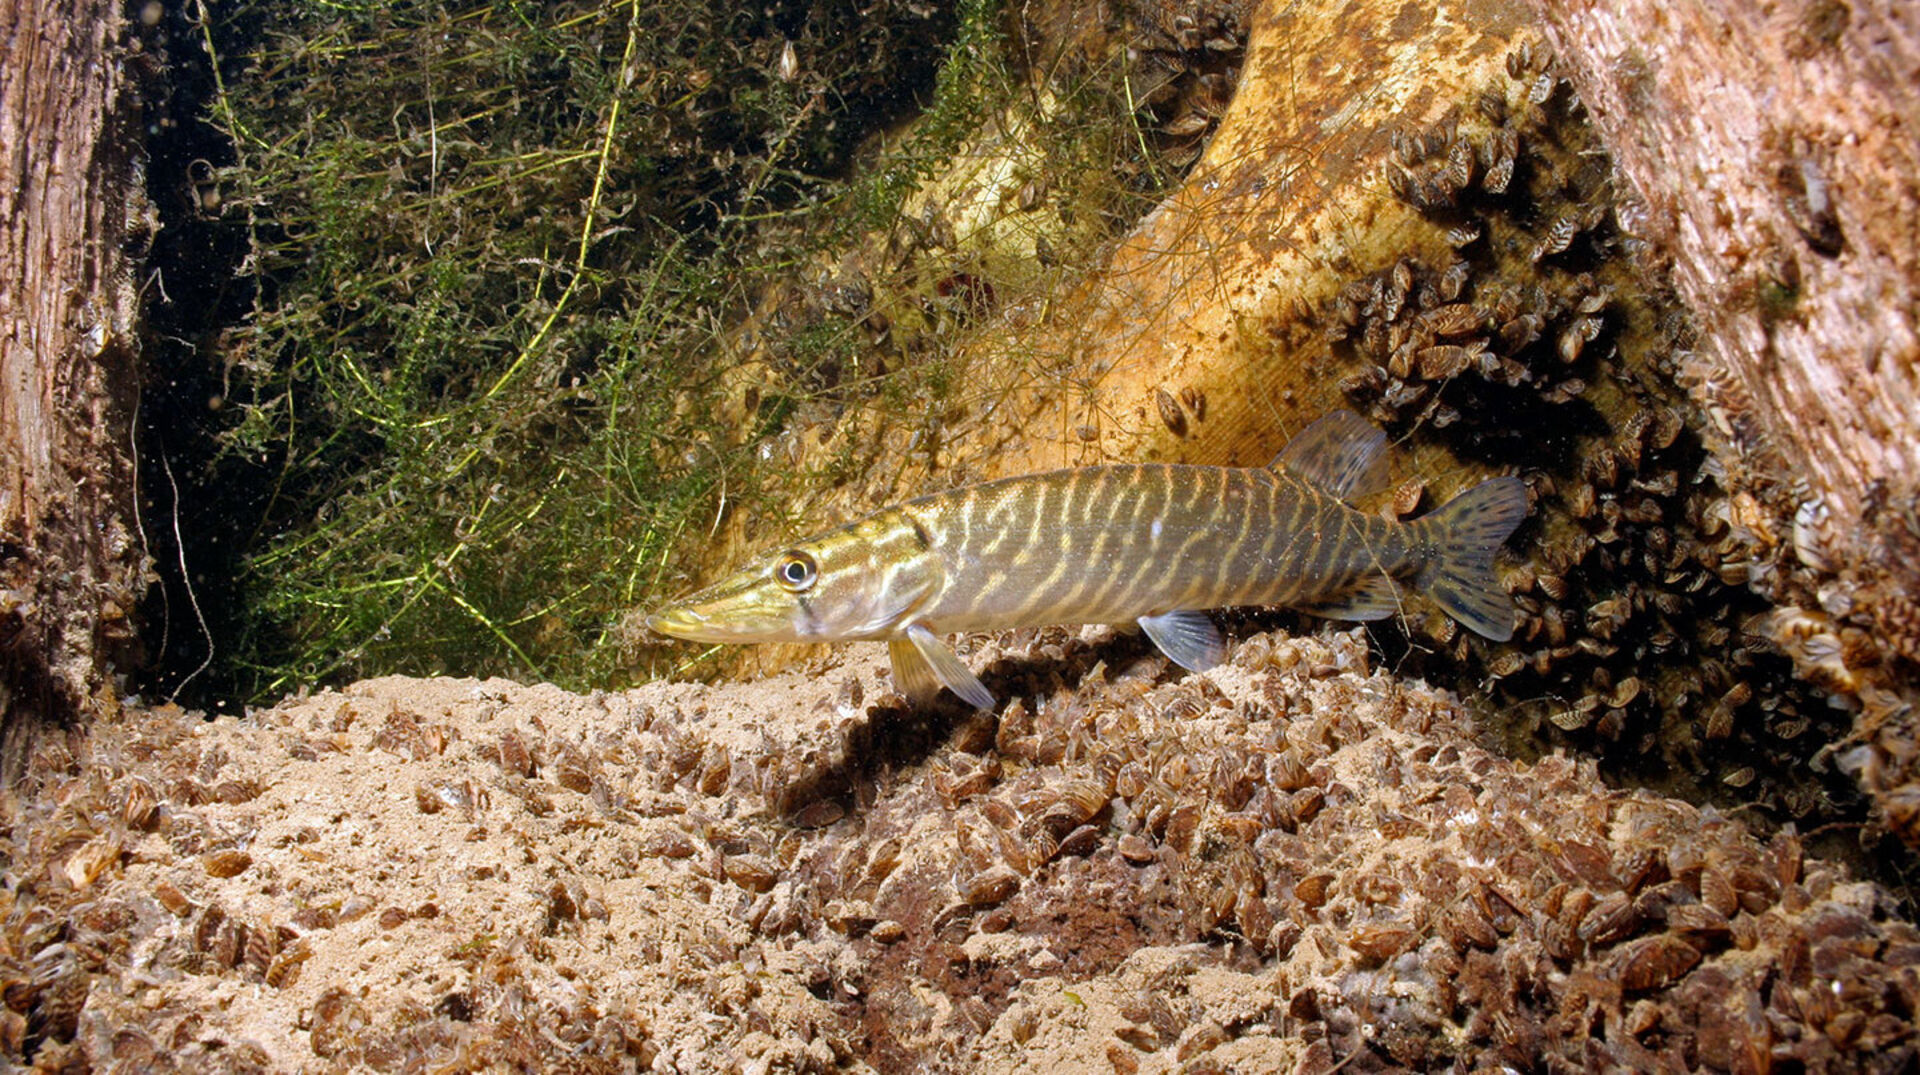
170;0;1030;697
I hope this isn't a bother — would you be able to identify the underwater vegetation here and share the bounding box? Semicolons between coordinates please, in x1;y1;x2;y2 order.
147;0;976;700
144;0;1209;704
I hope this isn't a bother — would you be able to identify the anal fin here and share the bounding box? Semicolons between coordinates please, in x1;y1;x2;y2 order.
1292;573;1403;622
1138;610;1225;672
890;624;995;709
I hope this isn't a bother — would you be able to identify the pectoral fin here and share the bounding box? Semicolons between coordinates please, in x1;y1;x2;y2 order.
889;624;995;709
888;639;941;705
1138;610;1225;672
1292;573;1403;622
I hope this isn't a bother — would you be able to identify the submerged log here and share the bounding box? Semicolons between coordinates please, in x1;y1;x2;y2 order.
1531;0;1920;838
0;0;149;763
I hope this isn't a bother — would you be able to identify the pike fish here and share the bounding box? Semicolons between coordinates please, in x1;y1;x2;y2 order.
648;411;1528;709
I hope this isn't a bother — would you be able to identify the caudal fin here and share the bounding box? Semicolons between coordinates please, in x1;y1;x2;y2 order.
1417;476;1529;641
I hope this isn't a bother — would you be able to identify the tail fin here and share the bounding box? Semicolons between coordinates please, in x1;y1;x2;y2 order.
1417;476;1529;641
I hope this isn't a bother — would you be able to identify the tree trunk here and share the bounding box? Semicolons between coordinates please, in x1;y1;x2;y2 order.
0;0;148;767
1530;0;1920;837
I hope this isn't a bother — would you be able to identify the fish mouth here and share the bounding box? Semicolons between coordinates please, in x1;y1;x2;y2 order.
646;595;793;643
645;606;715;641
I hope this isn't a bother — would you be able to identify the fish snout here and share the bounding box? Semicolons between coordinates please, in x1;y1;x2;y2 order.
645;605;709;640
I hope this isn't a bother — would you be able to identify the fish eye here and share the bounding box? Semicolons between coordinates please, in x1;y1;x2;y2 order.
773;550;818;592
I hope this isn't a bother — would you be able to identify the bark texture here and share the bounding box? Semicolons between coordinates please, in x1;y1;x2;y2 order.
0;0;148;752
1532;0;1920;836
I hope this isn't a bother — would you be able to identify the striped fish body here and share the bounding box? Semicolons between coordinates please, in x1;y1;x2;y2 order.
899;464;1423;633
649;411;1528;709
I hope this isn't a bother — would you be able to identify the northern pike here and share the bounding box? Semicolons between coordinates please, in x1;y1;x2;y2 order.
648;411;1528;709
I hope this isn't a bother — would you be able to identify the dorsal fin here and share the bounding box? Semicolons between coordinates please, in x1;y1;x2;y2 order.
1271;410;1392;502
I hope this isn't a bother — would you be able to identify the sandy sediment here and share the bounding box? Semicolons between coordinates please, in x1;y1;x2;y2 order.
2;628;1915;1071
